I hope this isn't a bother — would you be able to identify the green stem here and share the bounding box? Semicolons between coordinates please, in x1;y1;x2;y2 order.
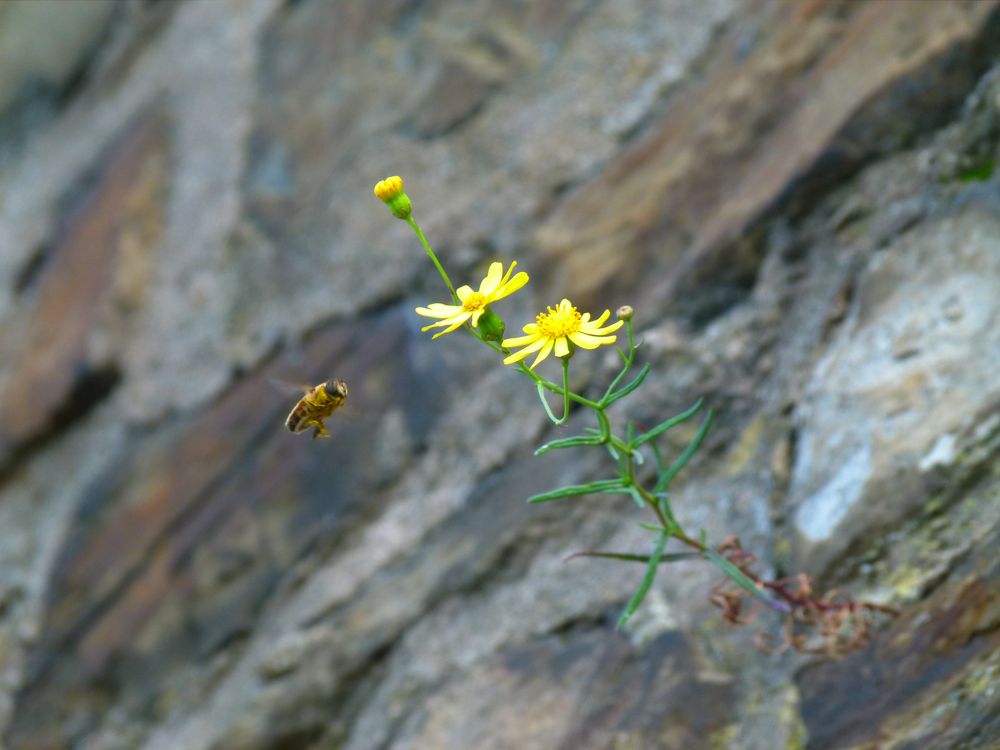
536;382;562;424
406;217;458;303
516;362;601;410
557;359;571;425
601;319;636;405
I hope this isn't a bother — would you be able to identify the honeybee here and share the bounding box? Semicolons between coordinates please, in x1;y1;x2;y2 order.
284;379;349;439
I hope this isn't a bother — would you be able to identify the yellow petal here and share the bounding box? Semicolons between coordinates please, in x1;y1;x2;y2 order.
431;315;472;338
502;331;542;348
478;262;505;296
554;336;570;358
569;331;616;349
422;311;471;331
456;285;474;302
499;260;517;285
493;271;529;301
470;309;484;327
503;335;548;364
590;309;611;327
529;338;554;369
581;319;624;336
415;303;462;319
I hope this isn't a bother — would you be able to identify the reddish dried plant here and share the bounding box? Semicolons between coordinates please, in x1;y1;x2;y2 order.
708;537;898;656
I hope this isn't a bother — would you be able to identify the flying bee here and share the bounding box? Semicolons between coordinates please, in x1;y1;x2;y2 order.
284;379;349;439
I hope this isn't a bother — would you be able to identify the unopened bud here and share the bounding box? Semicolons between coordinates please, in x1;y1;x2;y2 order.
373;175;412;220
477;308;506;342
373;176;404;201
616;305;634;321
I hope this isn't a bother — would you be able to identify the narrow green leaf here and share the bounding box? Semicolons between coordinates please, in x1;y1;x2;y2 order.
639;519;678;536
704;548;790;613
605;363;651;405
650;441;667;474
627;486;645;509
527;479;627;504
535;382;561;424
534;435;604;456
654;409;714;492
565;549;699;564
634;399;703;446
617;532;669;629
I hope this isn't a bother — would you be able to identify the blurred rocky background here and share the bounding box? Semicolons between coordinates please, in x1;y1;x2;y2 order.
0;0;998;748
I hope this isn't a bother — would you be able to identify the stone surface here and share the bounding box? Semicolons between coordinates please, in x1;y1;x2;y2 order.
0;1;999;749
0;0;116;119
788;202;1000;574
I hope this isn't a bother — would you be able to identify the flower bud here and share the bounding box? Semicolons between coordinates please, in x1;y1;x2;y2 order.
373;176;412;220
616;305;634;321
477;307;506;343
373;176;404;201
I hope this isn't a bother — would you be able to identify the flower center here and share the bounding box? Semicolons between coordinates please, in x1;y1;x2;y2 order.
462;291;488;312
536;304;582;338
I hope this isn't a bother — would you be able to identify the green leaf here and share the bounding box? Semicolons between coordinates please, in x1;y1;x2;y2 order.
605;363;651;405
535;382;561;424
653;409;714;492
617;532;669;629
534;435;604;456
650;441;667;474
527;479;628;504
638;522;667;532
639;519;679;536
634;399;703;446
703;548;791;613
566;549;699;564
627;486;645;509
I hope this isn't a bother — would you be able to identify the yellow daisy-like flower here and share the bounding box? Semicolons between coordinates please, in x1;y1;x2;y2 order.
415;261;529;339
502;298;624;369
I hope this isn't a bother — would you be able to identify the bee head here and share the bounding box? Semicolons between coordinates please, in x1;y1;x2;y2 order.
324;379;348;399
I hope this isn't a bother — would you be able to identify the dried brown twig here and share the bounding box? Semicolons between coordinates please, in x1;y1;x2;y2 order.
709;537;898;656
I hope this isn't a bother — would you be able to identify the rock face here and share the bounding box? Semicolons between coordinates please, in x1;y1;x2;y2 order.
0;1;998;749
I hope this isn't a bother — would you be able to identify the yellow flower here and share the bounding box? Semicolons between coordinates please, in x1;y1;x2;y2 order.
415;261;529;339
502;298;623;369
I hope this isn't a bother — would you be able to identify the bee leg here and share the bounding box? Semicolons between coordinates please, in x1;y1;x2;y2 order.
311;422;331;439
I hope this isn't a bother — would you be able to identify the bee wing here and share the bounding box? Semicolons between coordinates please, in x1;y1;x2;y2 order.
269;377;314;395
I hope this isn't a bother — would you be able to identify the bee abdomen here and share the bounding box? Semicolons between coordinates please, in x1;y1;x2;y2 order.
286;409;306;432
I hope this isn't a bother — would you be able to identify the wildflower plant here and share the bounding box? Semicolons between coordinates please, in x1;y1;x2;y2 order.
374;176;896;654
